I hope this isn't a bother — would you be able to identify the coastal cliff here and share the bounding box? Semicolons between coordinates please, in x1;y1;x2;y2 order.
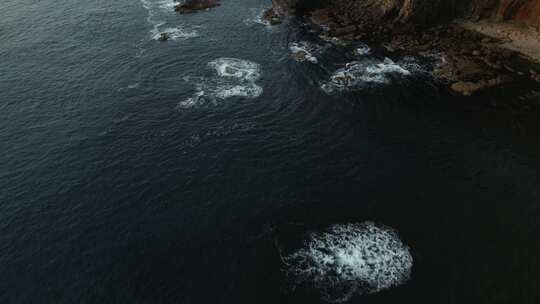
271;0;540;95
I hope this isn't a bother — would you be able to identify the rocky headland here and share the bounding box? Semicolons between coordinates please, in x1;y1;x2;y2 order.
268;0;540;96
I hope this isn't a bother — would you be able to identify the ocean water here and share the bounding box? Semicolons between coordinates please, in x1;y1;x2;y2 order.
1;0;540;303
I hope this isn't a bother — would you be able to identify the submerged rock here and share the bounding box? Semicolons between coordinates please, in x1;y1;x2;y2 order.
158;32;170;42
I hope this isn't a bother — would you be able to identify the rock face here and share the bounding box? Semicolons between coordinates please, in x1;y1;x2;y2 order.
498;0;540;26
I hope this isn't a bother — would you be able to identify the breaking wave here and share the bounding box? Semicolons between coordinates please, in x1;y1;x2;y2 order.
321;58;411;94
283;222;413;303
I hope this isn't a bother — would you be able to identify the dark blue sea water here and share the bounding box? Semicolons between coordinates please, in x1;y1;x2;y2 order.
2;0;540;303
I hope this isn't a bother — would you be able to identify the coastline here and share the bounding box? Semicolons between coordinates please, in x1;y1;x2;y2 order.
267;0;540;96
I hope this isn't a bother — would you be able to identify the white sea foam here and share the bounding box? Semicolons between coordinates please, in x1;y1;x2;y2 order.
215;84;263;99
284;222;413;303
157;0;179;10
179;58;263;109
289;42;319;64
321;58;411;94
208;58;261;81
399;56;429;74
151;26;198;41
177;90;206;109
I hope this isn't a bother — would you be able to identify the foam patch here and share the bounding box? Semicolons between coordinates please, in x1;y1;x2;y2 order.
321;58;411;94
284;222;413;303
179;58;263;109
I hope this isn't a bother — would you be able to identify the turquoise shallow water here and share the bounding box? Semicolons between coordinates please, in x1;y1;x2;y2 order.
1;0;540;303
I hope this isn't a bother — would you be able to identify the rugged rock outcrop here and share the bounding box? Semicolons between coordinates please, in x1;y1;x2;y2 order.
272;0;540;95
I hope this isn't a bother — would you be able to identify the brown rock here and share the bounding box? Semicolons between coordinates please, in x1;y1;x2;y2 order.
451;81;484;96
310;9;331;26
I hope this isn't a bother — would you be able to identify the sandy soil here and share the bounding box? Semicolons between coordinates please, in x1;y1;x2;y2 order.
461;20;540;62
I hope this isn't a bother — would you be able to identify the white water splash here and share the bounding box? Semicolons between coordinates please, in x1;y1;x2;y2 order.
284;222;413;303
289;41;319;64
208;58;261;81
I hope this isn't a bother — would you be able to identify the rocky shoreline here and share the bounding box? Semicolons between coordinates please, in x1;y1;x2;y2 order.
267;0;540;96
